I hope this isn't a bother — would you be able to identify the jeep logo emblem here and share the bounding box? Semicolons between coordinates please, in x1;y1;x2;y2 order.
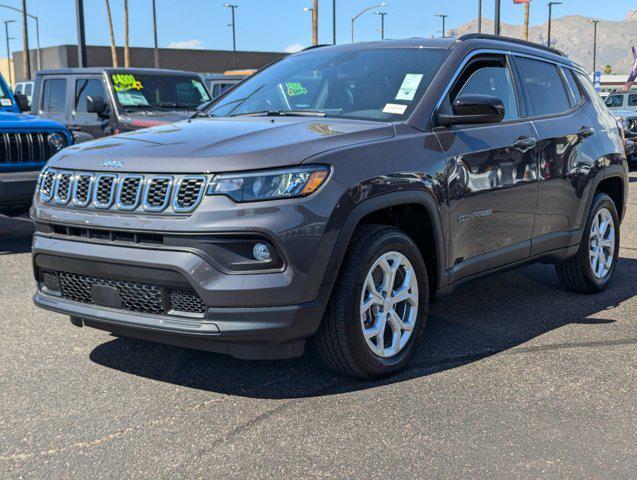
101;160;124;169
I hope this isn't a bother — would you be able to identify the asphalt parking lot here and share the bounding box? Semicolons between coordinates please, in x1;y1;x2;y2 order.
1;171;636;479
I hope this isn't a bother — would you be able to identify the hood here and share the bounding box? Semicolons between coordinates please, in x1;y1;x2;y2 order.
48;116;395;173
0;111;68;131
125;111;196;129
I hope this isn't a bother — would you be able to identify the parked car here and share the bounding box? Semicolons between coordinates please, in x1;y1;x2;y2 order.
31;68;212;141
0;74;72;209
31;35;629;378
203;70;254;98
14;81;34;106
612;110;637;165
604;90;637;112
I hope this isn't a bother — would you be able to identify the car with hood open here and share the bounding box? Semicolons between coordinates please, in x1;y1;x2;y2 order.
30;68;212;141
31;35;629;378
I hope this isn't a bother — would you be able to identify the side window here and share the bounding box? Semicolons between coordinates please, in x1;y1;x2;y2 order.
25;83;32;96
41;79;67;113
75;78;106;113
516;58;571;116
450;59;519;121
628;94;637;107
575;72;608;111
562;68;582;107
15;84;22;94
605;94;624;108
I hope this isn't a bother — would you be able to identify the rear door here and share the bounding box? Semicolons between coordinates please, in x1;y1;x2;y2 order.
37;76;70;126
434;53;539;282
70;75;109;139
513;57;605;254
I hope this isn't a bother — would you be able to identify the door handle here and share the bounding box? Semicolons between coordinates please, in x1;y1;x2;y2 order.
513;136;537;152
578;126;595;139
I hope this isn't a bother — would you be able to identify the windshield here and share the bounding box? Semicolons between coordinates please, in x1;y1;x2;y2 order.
205;47;449;121
111;72;211;111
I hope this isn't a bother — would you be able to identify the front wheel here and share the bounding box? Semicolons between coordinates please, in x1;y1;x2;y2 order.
556;192;620;293
315;225;429;379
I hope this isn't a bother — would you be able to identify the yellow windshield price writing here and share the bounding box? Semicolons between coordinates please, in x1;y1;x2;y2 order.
112;74;144;92
285;81;308;97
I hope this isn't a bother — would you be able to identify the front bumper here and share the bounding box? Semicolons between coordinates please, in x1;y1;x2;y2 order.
0;170;39;206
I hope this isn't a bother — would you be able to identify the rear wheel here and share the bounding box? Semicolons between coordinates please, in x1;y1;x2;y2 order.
315;225;429;379
556;193;619;293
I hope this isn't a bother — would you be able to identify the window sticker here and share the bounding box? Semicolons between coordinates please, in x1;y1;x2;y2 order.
112;74;144;92
192;79;211;101
395;73;423;101
382;103;407;115
0;98;12;106
116;90;149;106
285;81;309;97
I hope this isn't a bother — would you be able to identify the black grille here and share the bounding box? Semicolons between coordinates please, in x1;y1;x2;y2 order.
0;132;52;164
145;177;171;210
118;176;142;209
40;170;55;200
169;289;207;314
55;173;73;204
95;175;116;207
73;174;93;206
174;177;205;212
40;270;208;317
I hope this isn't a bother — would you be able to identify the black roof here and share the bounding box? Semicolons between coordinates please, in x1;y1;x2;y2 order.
35;67;202;76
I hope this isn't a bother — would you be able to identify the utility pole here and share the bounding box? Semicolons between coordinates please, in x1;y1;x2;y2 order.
332;0;336;44
20;0;29;80
523;1;530;41
152;0;159;68
375;11;387;39
312;0;318;45
4;19;14;86
591;19;599;73
478;0;482;33
435;14;447;38
351;3;386;43
123;0;130;67
75;0;87;67
494;0;501;36
547;1;562;48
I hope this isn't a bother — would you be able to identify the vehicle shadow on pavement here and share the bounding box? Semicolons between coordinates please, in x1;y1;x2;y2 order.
0;213;34;254
89;255;637;399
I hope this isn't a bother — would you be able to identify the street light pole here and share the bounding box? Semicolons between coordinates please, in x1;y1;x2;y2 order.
75;0;87;68
494;0;501;36
332;0;336;44
223;4;237;68
4;19;14;86
0;4;41;72
20;0;29;80
547;1;562;48
478;0;482;33
591;19;599;73
351;3;386;43
435;14;447;38
374;11;387;39
152;0;159;68
303;7;315;44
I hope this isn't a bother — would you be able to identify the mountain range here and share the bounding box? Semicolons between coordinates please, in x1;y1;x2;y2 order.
448;9;637;74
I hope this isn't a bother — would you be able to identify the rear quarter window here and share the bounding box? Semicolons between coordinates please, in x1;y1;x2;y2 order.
516;57;571;116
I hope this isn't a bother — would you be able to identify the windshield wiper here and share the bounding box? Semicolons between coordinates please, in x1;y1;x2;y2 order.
230;110;326;118
155;102;197;110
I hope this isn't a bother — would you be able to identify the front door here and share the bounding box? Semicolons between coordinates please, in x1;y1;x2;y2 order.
70;76;109;139
434;54;539;282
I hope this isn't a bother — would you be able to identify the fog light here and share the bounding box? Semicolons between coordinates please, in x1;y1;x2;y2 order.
253;243;271;261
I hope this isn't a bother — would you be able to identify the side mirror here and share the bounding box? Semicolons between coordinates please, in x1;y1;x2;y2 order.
437;94;505;126
86;95;107;117
14;94;30;112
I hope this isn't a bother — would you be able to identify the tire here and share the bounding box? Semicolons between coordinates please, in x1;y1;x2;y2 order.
314;225;429;379
556;192;620;293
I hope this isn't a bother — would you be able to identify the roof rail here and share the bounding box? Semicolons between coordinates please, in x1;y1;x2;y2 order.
301;44;331;52
456;33;566;57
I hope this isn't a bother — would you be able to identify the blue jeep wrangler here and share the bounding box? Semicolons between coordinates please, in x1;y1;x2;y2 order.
0;73;72;209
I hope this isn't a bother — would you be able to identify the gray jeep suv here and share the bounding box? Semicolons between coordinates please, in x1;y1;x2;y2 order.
32;35;629;378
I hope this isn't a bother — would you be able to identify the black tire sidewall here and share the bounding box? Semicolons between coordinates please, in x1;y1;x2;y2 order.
343;230;429;376
581;194;620;289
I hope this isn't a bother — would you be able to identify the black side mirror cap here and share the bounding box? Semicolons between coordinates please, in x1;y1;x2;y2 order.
14;94;30;112
437;94;505;127
86;95;107;117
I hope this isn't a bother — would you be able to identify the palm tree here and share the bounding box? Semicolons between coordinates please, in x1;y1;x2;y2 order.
104;0;118;67
124;0;130;67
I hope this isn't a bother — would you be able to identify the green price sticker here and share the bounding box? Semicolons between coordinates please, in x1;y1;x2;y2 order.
285;81;308;97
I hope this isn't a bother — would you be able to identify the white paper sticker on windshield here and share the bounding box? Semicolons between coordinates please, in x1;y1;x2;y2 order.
395;73;423;101
383;103;407;115
1;98;12;106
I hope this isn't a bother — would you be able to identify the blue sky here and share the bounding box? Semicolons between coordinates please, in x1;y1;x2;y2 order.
1;0;635;54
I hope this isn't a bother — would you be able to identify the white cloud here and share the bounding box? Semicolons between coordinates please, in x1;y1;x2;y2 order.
284;43;304;53
167;39;204;50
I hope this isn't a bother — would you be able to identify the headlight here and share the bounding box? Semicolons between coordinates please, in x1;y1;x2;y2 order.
48;132;68;152
206;165;329;202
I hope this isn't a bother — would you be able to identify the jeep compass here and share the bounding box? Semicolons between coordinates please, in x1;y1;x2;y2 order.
31;35;629;378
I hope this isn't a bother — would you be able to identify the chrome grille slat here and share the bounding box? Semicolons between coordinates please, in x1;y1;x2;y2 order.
72;173;94;207
143;176;173;212
39;169;56;202
173;176;206;213
116;175;144;210
93;174;118;209
54;172;73;205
